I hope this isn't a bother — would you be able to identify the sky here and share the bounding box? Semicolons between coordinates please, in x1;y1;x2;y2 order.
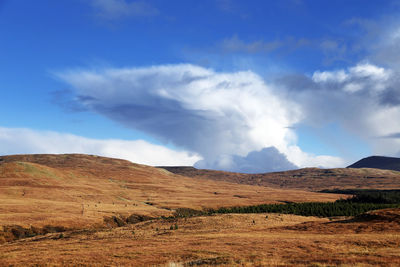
1;0;400;173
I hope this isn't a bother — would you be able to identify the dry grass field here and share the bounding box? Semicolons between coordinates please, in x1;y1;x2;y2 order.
0;209;399;266
1;154;399;266
0;154;341;229
161;166;400;191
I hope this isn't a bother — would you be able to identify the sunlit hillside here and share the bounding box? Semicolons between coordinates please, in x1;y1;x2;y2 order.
0;154;341;228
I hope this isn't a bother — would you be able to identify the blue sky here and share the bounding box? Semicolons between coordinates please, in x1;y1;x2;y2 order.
1;0;400;172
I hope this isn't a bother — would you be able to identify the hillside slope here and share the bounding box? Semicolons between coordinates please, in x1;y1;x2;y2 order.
347;156;400;171
160;166;400;191
0;154;340;228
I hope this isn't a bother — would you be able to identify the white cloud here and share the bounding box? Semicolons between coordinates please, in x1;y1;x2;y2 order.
57;60;400;170
51;21;400;170
91;0;159;20
195;147;298;173
285;146;346;168
0;127;200;166
312;62;393;96
305;62;400;157
349;63;390;80
312;63;391;86
312;69;348;83
58;64;344;170
343;83;363;93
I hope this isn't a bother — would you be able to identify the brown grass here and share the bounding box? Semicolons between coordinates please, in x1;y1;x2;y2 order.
0;154;342;229
1;209;399;266
161;166;400;191
2;154;398;266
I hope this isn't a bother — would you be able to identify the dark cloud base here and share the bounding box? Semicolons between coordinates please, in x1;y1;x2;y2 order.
195;147;297;174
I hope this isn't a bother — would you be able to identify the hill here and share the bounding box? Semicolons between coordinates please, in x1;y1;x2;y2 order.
1;154;399;266
347;156;400;171
0;154;340;228
160;166;400;191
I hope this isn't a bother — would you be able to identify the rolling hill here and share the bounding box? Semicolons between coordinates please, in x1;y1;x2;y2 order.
160;166;400;191
1;154;400;266
0;154;340;228
347;156;400;171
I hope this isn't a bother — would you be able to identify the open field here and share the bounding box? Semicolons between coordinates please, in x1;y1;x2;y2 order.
1;209;399;266
0;154;341;228
161;166;400;191
1;154;400;266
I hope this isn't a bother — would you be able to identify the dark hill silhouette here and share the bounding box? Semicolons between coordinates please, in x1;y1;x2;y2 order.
347;156;400;171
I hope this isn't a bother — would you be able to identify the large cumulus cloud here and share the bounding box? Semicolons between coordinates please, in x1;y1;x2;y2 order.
57;58;400;172
195;147;297;173
58;64;344;171
54;19;400;172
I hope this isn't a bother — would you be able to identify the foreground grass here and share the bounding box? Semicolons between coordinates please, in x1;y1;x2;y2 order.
1;212;399;266
4;198;398;243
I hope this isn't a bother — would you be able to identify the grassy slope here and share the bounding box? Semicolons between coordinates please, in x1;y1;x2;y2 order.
0;154;341;228
1;209;399;266
1;154;399;266
160;166;400;191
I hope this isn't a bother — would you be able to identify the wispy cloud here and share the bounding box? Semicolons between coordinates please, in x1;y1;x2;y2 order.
219;35;284;54
0;127;200;166
379;132;400;139
215;0;236;13
215;0;249;19
215;34;355;66
91;0;159;20
343;15;400;67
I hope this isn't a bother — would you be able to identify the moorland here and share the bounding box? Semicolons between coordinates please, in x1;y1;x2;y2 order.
0;154;400;266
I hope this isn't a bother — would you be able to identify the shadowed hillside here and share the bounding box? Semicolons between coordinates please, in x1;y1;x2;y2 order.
0;154;340;228
347;156;400;171
159;166;400;191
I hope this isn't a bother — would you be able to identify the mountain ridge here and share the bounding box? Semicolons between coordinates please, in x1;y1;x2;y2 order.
160;165;400;191
347;155;400;172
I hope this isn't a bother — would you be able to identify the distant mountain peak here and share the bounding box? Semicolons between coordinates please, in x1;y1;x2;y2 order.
347;156;400;172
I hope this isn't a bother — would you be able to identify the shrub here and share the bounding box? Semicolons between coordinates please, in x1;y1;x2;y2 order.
126;214;152;224
211;202;400;217
42;225;66;234
174;208;205;218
